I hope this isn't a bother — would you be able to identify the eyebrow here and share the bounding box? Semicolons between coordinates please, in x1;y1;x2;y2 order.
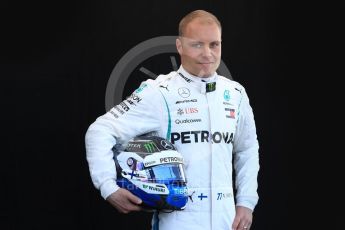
188;40;221;44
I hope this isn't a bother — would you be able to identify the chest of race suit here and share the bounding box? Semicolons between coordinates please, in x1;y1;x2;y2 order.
157;77;242;148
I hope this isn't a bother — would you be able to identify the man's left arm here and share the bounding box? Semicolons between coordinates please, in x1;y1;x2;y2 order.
231;87;260;229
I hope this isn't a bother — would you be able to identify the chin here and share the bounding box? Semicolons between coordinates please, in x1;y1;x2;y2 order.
201;69;215;76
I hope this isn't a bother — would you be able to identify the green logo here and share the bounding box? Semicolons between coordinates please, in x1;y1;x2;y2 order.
143;184;148;189
206;82;216;92
144;142;155;153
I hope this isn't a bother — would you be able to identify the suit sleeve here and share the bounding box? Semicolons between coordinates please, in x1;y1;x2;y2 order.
232;87;260;211
85;81;163;199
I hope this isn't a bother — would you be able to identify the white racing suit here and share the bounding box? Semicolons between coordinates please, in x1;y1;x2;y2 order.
85;66;260;230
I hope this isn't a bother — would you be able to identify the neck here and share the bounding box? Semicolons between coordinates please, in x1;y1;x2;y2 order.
181;65;215;78
179;66;216;83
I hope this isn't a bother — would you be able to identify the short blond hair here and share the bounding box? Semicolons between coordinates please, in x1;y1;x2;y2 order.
178;10;222;36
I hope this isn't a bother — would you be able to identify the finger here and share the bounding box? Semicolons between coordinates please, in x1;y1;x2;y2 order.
235;221;246;230
232;218;241;230
117;200;142;213
125;191;142;205
241;223;250;230
126;202;142;212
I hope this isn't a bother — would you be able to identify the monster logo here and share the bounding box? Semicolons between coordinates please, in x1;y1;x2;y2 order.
206;82;216;92
144;142;156;153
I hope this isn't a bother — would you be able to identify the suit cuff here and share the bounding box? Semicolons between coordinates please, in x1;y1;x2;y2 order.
100;180;119;199
236;196;258;211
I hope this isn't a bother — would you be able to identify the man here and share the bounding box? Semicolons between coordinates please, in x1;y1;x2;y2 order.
85;10;260;230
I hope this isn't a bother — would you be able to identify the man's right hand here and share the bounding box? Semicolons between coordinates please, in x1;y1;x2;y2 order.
106;188;142;213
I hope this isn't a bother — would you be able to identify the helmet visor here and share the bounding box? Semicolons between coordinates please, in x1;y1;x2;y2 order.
147;163;186;184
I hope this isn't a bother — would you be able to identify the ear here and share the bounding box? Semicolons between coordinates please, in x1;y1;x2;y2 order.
176;38;182;55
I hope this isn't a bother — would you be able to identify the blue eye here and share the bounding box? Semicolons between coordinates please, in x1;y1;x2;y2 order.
192;43;202;48
210;43;220;48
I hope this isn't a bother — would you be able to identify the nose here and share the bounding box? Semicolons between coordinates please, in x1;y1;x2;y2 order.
202;46;212;57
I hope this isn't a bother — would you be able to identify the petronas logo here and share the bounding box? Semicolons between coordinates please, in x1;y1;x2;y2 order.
144;143;155;153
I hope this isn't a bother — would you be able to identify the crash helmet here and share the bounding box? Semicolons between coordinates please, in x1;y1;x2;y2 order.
113;136;188;211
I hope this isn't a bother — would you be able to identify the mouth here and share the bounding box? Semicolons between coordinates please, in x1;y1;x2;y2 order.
198;62;214;68
198;62;214;64
198;62;213;65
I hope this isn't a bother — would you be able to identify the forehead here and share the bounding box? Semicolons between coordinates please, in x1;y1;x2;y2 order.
183;18;221;42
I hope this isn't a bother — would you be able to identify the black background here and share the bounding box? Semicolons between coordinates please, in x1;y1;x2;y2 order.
1;0;343;229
